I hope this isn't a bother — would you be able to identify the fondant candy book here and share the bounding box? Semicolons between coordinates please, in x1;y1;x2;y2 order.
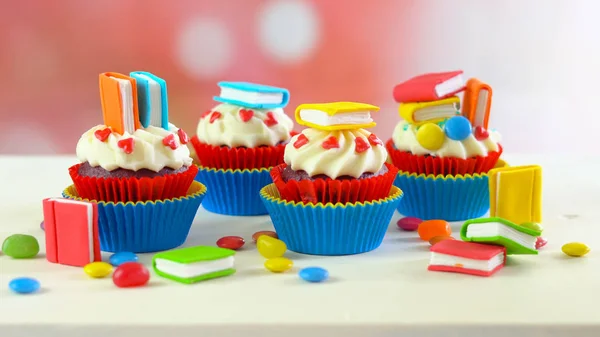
213;81;290;109
428;239;506;277
398;96;460;125
488;165;542;225
130;71;169;129
462;78;493;129
393;70;466;103
152;246;236;284
295;102;379;130
99;72;141;135
42;198;101;267
460;217;542;255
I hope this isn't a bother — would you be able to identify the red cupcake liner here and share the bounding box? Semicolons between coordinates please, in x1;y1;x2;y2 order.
190;135;289;170
386;139;503;176
68;163;199;203
270;163;399;205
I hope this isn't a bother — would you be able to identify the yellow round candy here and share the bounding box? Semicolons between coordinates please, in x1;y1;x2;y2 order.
264;257;293;273
562;242;590;257
416;123;445;151
84;262;113;278
257;236;287;259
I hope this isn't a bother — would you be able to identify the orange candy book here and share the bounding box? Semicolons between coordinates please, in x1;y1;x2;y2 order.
99;72;141;135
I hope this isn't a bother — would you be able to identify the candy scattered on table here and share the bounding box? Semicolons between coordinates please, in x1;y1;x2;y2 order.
521;222;544;232
299;267;329;283
257;236;287;259
9;277;40;294
2;234;40;259
216;236;245;250
535;237;548;250
416;123;445;151
562;242;590;257
40;221;45;231
84;262;113;278
444;116;472;141
418;220;451;241
252;230;278;243
397;217;422;231
264;257;293;273
112;262;150;288
429;236;455;246
109;252;139;266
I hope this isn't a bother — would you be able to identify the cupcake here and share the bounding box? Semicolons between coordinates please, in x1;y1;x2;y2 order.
65;72;206;253
389;72;504;221
262;102;403;256
191;82;295;216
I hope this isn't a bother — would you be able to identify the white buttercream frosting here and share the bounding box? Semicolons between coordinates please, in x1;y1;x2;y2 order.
284;128;388;179
76;124;193;172
196;103;294;147
392;120;501;158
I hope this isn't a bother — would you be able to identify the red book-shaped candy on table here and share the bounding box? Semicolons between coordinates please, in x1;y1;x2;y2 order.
43;198;101;267
393;70;466;103
428;240;506;277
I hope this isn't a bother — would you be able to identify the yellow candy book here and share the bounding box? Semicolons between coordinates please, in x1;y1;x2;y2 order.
488;165;542;225
295;102;379;131
398;96;460;126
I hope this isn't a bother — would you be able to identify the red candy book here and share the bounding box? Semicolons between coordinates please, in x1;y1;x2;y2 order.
393;70;466;103
43;198;101;267
428;240;505;277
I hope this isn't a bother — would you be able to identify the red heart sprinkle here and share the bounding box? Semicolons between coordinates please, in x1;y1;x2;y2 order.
263;112;278;127
239;109;254;122
117;138;135;154
201;110;212;119
322;136;339;149
355;137;370;153
474;126;489;140
94;128;111;142
535;237;548;250
293;134;309;149
177;129;189;144
162;134;178;150
368;134;383;146
210;112;222;124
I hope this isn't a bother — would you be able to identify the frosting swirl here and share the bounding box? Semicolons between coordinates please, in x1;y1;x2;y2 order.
196;103;294;147
284;128;387;179
76;124;193;172
392;120;501;158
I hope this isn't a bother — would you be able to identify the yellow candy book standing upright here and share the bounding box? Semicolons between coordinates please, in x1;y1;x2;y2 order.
488;165;542;225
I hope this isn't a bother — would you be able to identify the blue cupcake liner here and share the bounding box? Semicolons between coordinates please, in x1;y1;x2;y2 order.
394;171;489;221
195;166;272;216
260;184;404;256
62;181;206;253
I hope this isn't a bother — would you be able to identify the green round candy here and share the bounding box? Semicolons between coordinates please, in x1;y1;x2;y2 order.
2;234;40;259
521;222;544;233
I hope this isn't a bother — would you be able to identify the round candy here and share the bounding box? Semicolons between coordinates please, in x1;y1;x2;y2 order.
521;222;544;233
252;230;278;243
257;236;287;259
416;123;445;151
109;252;138;266
418;220;451;241
9;277;40;294
562;242;590;257
299;267;329;283
264;257;293;273
429;235;455;246
444;116;472;141
40;221;45;231
2;234;39;259
216;236;245;250
397;217;422;231
112;262;150;288
535;237;548;250
84;262;113;278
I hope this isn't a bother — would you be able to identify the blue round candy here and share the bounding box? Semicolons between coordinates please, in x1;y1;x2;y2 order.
109;252;139;266
299;267;329;283
9;277;40;294
444;116;472;141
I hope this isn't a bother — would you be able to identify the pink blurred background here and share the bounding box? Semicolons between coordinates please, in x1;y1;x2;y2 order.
1;0;598;155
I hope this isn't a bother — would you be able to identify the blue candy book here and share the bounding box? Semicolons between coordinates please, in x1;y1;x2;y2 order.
130;71;169;129
213;81;290;109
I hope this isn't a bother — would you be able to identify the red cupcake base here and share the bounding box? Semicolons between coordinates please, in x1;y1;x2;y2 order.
191;136;287;170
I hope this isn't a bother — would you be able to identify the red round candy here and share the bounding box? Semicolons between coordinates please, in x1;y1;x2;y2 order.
216;236;245;250
112;262;150;288
397;217;422;231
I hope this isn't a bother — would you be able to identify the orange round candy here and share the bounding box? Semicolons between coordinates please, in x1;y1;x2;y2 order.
429;235;455;246
418;220;451;241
